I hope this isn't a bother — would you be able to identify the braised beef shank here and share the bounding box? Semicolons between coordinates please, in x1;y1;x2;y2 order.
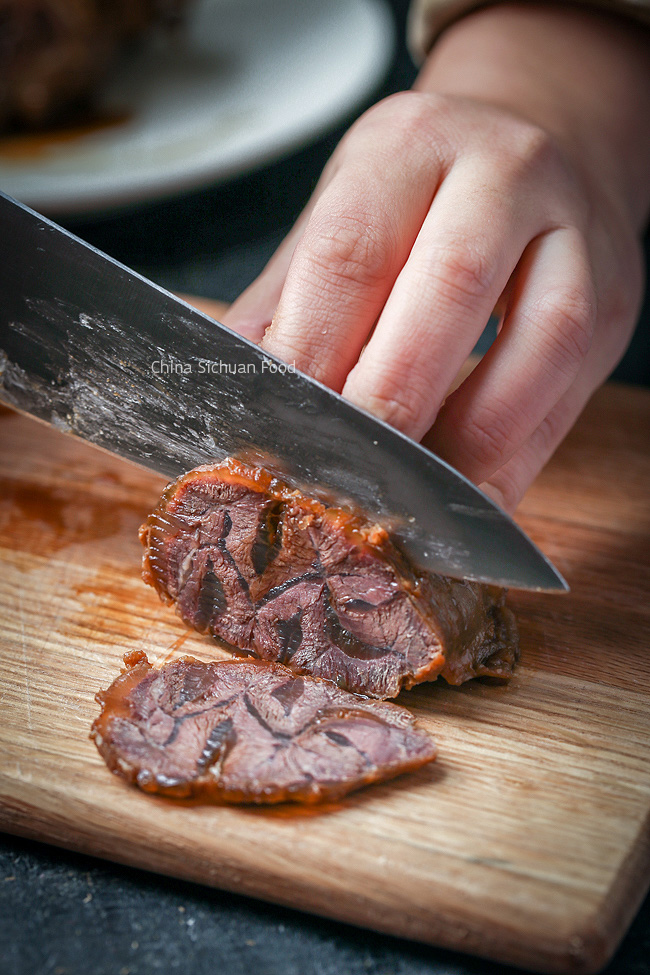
91;651;437;803
140;461;519;699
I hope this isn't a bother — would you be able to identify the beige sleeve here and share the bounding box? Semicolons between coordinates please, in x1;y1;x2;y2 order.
407;0;650;61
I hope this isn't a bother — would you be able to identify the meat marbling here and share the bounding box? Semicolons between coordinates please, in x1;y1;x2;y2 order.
91;650;437;803
139;460;519;699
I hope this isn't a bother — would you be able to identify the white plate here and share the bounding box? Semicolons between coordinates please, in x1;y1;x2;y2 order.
0;0;394;215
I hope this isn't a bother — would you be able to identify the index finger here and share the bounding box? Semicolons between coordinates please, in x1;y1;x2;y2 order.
261;95;447;391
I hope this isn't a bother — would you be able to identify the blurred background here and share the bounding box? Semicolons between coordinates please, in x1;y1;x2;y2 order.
2;0;648;383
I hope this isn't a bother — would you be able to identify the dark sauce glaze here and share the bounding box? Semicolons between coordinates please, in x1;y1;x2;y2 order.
139;460;519;699
91;652;437;805
0;111;131;161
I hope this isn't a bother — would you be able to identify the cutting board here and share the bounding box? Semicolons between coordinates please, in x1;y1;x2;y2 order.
1;357;649;975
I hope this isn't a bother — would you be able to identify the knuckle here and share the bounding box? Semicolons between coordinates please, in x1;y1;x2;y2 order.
360;90;436;135
263;330;326;381
506;122;564;179
585;228;642;368
394;91;447;138
496;121;581;205
602;257;643;334
355;90;450;161
361;379;427;437
533;409;566;458
302;213;395;292
532;286;595;376
603;294;639;366
426;241;495;307
609;281;639;329
514;122;556;166
459;399;522;475
483;469;524;515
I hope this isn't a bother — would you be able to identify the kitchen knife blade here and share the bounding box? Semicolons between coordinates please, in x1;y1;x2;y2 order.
0;192;567;591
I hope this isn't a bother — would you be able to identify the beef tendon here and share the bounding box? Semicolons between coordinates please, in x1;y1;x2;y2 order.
139;460;519;699
91;650;437;804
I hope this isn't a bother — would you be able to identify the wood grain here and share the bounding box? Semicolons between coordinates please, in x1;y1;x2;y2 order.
0;372;649;975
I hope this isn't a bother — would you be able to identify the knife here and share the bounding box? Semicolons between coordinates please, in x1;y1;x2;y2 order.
0;192;567;591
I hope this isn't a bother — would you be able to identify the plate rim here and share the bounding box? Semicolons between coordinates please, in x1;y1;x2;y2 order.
0;0;395;216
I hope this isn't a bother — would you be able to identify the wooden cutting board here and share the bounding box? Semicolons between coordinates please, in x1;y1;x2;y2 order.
1;373;649;975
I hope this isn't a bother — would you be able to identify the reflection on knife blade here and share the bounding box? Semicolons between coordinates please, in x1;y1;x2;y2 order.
0;191;567;590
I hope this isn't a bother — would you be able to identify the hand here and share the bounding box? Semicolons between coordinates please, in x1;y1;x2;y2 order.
223;3;650;512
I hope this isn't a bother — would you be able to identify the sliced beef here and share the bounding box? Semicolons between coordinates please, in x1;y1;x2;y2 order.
91;650;437;803
140;460;519;699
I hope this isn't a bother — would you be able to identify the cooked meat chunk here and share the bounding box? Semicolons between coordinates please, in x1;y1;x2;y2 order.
139;460;519;699
0;0;189;130
91;650;437;804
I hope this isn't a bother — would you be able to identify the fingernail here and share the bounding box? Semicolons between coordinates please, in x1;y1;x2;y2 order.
220;312;270;342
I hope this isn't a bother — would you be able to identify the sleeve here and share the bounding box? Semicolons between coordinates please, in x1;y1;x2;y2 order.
407;0;650;61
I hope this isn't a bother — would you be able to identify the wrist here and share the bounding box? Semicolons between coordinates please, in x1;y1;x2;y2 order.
413;2;650;230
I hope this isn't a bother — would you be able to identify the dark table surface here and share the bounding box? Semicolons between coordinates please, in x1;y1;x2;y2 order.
2;1;649;973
